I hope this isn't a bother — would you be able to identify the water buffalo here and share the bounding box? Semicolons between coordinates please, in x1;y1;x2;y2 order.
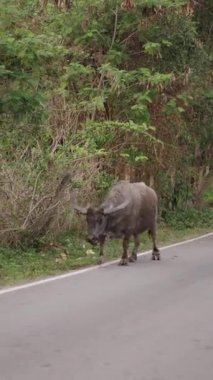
74;180;160;265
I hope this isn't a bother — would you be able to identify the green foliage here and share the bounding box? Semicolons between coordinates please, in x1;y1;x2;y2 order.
164;98;185;116
0;0;212;248
94;173;118;198
163;209;213;230
144;42;161;56
203;181;213;206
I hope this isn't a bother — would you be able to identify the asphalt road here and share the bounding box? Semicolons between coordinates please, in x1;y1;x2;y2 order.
0;234;213;380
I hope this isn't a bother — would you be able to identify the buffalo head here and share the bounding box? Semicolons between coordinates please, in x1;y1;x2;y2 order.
74;199;129;245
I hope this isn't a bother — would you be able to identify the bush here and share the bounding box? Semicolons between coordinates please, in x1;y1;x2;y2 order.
162;208;213;230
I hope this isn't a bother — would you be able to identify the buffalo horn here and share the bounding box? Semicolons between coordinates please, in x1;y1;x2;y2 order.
103;199;130;215
73;204;88;215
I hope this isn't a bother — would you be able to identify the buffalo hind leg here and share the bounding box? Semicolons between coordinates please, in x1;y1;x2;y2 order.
149;227;160;261
97;236;106;265
119;236;129;266
129;235;140;262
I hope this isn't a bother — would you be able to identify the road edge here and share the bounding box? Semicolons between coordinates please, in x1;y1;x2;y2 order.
0;231;212;296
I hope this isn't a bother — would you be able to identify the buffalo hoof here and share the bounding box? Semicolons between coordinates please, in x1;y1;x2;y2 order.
152;253;160;261
128;256;135;263
129;253;137;263
118;258;128;266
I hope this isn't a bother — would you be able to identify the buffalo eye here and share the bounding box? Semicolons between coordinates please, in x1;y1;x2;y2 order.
97;215;104;224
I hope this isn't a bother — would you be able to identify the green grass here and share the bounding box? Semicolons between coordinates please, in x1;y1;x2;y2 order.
0;210;213;287
204;180;213;205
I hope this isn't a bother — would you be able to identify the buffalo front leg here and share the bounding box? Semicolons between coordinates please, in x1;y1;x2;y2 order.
97;236;106;265
119;236;129;266
129;235;140;262
149;226;160;260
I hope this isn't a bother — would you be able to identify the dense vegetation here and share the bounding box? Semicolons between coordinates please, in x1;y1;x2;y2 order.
0;0;212;255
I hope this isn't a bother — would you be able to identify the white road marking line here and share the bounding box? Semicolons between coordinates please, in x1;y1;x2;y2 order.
0;232;212;296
